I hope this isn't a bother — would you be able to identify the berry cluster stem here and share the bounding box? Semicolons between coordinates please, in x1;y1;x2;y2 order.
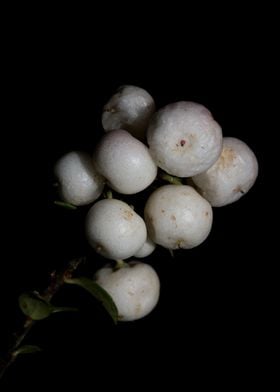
159;172;183;185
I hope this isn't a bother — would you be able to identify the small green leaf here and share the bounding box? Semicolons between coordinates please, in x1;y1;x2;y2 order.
65;277;118;324
13;345;42;357
19;293;79;320
19;293;53;320
54;200;77;210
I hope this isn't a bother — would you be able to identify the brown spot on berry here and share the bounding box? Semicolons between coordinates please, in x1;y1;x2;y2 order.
123;209;134;220
135;303;142;315
176;239;185;249
205;211;209;216
104;106;116;113
180;139;186;146
219;147;236;169
233;186;245;194
161;209;165;213
171;215;176;221
128;291;134;296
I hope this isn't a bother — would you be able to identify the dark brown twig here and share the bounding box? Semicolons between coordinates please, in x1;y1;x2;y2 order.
0;257;85;380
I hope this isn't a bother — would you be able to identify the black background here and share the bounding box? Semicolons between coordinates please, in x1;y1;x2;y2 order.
1;18;273;388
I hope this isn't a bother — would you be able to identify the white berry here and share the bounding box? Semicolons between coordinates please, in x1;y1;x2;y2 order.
144;185;213;249
54;151;105;206
86;199;147;260
102;85;155;140
147;101;223;177
192;137;259;207
94;261;160;321
134;237;156;258
93;129;157;194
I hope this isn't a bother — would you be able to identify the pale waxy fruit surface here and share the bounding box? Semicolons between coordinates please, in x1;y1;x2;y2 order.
147;101;223;177
85;199;147;260
93;129;157;194
54;151;105;206
134;237;156;258
102;85;155;140
144;185;213;249
192;137;259;207
94;262;160;321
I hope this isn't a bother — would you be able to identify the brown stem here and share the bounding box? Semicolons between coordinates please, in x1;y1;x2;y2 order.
0;257;85;381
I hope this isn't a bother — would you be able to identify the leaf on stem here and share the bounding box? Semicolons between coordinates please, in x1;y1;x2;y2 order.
19;293;53;320
65;277;118;324
13;345;42;357
19;293;78;320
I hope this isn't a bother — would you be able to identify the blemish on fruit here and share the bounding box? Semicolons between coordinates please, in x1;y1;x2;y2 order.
234;186;245;194
123;209;134;220
180;139;186;146
176;239;184;249
135;303;142;314
219;147;236;169
104;107;116;113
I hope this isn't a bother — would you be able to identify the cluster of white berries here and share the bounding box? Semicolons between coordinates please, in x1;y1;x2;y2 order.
54;85;258;322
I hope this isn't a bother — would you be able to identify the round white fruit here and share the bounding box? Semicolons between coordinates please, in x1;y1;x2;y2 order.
144;185;213;249
192;137;259;207
86;199;147;260
102;85;155;140
54;151;105;206
93;129;157;194
147;101;223;177
134;237;156;258
94;262;160;321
